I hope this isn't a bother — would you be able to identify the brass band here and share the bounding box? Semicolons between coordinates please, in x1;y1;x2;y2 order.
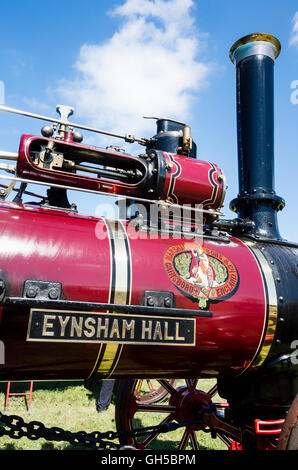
229;33;281;64
88;219;132;380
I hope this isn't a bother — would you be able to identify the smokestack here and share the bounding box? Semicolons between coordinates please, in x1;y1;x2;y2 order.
229;33;285;239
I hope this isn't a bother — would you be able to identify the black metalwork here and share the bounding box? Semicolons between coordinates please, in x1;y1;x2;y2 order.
3;296;213;318
146;118;197;158
23;280;62;300
212;217;255;234
143;290;174;308
229;44;285;239
218;240;298;431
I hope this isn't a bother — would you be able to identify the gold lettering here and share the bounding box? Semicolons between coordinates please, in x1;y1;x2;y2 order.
97;318;109;338
42;314;56;336
110;319;120;338
84;317;96;338
70;316;83;337
164;322;174;340
175;322;185;341
122;319;135;339
58;315;70;336
153;321;163;341
142;320;152;340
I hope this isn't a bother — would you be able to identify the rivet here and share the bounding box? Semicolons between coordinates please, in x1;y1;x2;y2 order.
279;296;284;303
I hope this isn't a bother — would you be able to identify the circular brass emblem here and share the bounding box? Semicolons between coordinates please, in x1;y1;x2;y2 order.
163;243;239;309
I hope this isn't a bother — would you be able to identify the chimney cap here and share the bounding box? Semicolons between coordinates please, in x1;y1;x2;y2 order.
229;33;281;64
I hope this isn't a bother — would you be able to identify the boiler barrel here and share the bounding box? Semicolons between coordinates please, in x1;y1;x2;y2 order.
0;202;272;381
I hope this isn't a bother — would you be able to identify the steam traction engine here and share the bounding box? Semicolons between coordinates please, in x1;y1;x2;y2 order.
0;33;298;450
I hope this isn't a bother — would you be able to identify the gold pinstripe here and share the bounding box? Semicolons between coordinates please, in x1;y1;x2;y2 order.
241;241;278;371
88;219;131;380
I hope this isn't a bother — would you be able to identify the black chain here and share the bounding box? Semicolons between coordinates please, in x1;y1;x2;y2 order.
0;411;204;450
0;412;121;449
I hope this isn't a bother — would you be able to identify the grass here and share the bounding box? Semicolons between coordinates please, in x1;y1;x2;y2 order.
0;379;227;451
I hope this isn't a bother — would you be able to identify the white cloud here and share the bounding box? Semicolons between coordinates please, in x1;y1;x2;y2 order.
290;11;298;47
57;0;214;148
23;97;52;113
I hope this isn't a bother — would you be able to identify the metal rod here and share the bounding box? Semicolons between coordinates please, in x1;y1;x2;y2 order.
4;297;213;318
0;151;18;160
0;104;146;145
0;163;16;173
73;163;131;181
0;174;223;216
0;183;45;199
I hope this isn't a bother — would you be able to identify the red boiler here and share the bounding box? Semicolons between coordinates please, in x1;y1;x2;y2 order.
0;201;271;382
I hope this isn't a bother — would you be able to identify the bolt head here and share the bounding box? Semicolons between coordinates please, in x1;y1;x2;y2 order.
26;286;38;298
48;288;59;300
147;296;154;306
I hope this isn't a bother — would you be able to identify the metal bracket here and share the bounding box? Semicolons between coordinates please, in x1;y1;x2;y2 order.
0;180;16;199
143;290;174;308
23;280;62;301
56;104;74;122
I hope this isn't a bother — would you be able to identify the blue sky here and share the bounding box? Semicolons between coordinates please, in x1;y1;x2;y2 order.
0;0;297;241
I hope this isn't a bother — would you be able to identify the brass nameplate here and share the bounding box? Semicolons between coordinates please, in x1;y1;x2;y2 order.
27;309;196;346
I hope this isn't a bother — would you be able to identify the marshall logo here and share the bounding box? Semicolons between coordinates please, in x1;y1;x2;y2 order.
27;309;195;346
164;243;239;309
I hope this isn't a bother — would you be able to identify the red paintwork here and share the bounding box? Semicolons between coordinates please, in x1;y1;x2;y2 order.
0;201;266;381
16;134;148;198
16;135;225;209
162;152;225;209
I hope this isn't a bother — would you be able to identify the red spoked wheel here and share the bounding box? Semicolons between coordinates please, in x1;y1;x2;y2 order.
115;378;241;450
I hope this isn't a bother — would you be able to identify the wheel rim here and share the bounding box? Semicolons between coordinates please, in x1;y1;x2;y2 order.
115;378;235;450
134;379;176;405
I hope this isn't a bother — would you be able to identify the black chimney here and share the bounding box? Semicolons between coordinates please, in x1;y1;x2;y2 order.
229;33;285;239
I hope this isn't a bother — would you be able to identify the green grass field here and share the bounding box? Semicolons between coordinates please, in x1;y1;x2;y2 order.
0;379;227;450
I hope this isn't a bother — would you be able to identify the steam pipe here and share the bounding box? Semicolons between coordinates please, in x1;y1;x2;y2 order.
229;33;285;239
